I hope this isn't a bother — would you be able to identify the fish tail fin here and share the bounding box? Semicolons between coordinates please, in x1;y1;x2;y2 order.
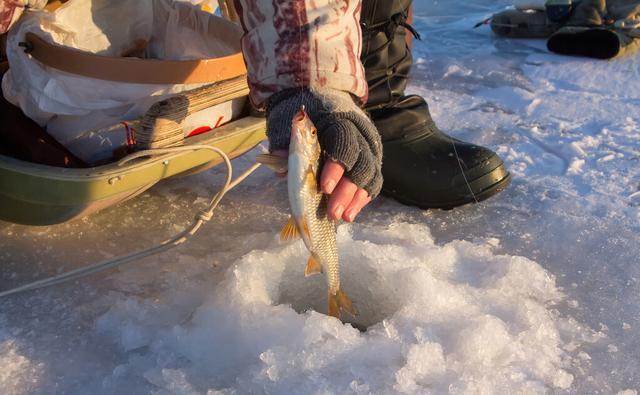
328;289;356;319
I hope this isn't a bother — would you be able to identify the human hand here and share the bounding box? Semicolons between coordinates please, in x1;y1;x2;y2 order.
271;149;373;223
266;88;382;223
320;158;372;223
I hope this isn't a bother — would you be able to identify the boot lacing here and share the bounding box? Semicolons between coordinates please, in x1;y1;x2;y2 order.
361;11;421;111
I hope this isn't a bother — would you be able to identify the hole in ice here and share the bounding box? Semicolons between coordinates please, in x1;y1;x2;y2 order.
276;251;402;331
275;225;410;330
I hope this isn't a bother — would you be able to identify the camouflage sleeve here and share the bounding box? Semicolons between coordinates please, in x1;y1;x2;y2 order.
233;0;368;109
1;0;47;34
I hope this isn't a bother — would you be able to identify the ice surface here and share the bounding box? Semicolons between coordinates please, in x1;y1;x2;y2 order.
1;1;639;394
87;223;599;394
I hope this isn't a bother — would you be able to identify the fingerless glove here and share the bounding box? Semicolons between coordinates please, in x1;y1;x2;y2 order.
267;88;383;198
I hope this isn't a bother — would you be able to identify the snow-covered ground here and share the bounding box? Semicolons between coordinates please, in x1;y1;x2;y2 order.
1;1;639;394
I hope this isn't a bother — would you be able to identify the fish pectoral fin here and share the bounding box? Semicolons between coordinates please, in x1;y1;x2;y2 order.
305;165;319;191
256;153;288;174
328;289;356;319
280;216;300;241
304;255;323;277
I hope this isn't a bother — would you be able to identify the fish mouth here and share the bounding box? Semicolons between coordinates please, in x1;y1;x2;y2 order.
293;110;306;123
291;109;307;144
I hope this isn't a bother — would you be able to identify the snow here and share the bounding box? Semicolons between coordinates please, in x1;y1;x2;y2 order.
90;224;596;394
1;1;639;394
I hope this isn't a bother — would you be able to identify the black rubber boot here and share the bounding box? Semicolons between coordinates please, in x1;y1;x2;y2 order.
360;0;511;209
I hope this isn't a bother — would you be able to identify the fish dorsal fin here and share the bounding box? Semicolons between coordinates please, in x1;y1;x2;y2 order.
280;216;300;241
304;255;323;277
256;153;288;174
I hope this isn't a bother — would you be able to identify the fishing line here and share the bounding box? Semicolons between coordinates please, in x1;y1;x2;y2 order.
0;146;262;298
415;11;499;232
298;3;304;95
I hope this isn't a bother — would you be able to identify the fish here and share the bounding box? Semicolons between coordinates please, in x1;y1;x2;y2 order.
257;107;355;319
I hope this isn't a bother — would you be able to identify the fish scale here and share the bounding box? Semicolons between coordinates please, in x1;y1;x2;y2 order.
301;185;340;296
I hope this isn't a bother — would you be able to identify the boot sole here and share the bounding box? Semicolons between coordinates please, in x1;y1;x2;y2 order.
381;163;512;210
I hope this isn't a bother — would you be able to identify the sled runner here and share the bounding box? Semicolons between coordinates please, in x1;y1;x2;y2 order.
0;108;266;226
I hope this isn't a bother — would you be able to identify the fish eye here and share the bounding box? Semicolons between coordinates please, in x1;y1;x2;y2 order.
311;128;317;136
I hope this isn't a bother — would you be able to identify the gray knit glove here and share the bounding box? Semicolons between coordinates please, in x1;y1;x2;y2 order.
267;88;383;198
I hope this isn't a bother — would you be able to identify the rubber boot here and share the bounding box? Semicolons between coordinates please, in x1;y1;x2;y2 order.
546;0;640;59
360;0;511;209
491;2;640;59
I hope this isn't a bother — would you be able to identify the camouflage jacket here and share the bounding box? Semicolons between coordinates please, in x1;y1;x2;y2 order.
0;0;47;34
233;0;368;109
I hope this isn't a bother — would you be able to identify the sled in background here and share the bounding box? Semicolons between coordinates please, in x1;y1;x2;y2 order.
0;0;267;226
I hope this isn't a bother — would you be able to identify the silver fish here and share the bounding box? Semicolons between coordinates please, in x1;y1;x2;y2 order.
258;108;355;319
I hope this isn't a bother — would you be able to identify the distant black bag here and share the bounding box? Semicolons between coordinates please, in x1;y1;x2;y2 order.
492;0;640;59
548;0;640;58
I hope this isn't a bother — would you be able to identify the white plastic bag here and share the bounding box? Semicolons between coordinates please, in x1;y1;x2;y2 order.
2;0;245;164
